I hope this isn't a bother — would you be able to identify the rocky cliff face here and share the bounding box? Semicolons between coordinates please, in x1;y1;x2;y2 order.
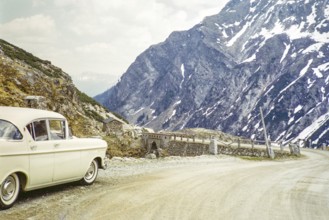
0;39;119;136
96;0;329;146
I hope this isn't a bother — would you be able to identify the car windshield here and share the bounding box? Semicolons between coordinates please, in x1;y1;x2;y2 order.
0;120;23;140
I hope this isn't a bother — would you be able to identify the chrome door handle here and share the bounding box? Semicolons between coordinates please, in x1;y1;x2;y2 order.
30;145;37;150
54;143;60;148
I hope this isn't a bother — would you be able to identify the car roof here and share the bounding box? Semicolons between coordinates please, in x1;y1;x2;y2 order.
0;106;66;129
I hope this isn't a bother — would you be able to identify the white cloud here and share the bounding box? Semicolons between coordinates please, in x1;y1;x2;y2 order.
54;0;79;7
72;72;119;97
0;14;57;43
76;43;112;54
32;0;47;7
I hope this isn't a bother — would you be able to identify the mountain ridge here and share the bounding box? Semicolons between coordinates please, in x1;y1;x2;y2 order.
96;0;329;146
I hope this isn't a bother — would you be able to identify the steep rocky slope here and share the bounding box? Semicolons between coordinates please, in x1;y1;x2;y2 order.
0;39;117;136
96;0;329;146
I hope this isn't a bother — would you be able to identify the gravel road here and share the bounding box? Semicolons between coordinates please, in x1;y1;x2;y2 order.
2;149;329;220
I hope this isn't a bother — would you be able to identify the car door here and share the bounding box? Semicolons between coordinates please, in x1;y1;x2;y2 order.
50;119;82;182
27;120;55;187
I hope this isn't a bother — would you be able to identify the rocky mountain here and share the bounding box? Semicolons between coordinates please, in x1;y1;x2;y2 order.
95;0;329;146
0;39;124;137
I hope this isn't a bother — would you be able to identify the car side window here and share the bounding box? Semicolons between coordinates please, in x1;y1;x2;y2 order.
0;120;23;140
49;120;66;140
27;120;49;141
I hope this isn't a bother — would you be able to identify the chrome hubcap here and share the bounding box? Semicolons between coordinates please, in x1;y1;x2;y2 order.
85;163;95;180
1;176;16;201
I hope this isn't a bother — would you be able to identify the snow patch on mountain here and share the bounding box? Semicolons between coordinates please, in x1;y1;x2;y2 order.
180;64;185;89
280;43;291;63
227;21;251;47
294;112;329;142
294;105;303;114
325;5;329;17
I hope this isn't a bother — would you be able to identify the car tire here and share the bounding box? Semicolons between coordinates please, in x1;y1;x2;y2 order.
80;159;98;185
0;173;20;209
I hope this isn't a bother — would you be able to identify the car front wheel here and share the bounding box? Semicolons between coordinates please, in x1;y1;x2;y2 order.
81;159;98;185
0;173;20;209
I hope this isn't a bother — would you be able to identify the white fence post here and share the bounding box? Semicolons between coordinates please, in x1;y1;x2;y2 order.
209;137;218;155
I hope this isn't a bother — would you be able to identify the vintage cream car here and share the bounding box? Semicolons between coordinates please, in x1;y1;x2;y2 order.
0;106;108;209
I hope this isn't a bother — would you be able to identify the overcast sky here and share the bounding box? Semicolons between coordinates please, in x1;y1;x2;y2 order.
0;0;230;96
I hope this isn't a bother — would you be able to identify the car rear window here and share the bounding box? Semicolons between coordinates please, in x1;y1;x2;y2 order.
49;119;66;140
0;120;23;140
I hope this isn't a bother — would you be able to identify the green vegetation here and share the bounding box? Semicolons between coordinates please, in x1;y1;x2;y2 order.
0;61;24;106
76;91;107;120
83;109;104;122
0;39;68;79
77;90;100;106
111;111;129;124
77;90;125;123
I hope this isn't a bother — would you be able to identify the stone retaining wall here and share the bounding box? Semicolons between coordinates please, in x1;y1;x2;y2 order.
218;145;292;158
166;141;292;158
166;142;208;156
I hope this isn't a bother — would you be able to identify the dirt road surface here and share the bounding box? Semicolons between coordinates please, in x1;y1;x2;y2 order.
2;149;329;220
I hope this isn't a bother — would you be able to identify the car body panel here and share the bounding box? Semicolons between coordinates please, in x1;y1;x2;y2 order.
0;106;108;192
